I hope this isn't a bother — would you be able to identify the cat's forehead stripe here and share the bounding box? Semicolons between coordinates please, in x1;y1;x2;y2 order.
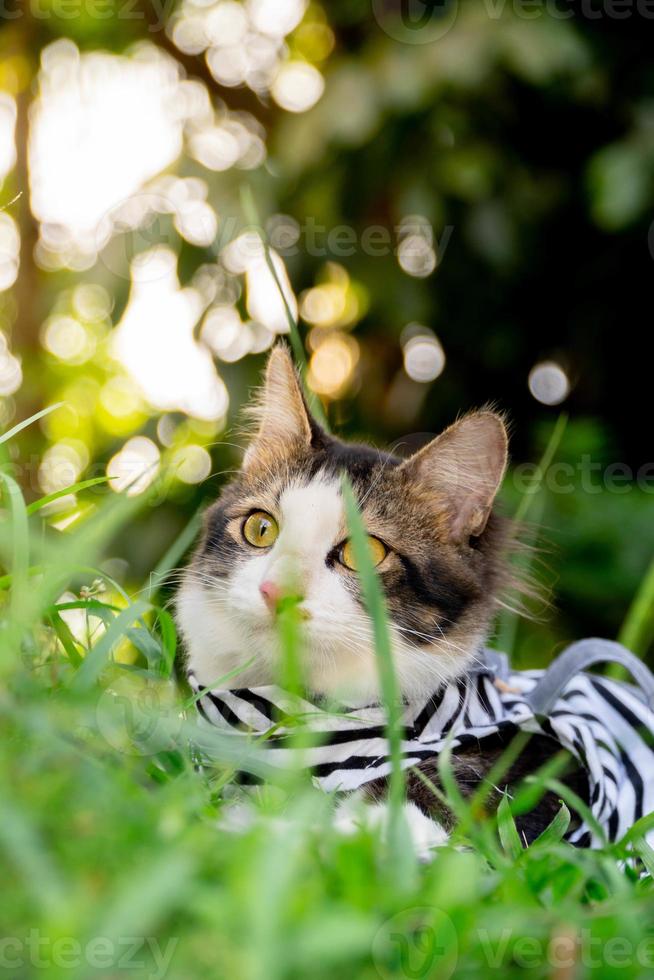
277;475;344;549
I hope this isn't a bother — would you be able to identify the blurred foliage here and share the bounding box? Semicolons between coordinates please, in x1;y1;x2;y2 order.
1;0;653;662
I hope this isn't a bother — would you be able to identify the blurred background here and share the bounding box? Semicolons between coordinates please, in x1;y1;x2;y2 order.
1;0;653;664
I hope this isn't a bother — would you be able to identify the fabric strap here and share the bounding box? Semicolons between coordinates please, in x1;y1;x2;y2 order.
525;638;654;715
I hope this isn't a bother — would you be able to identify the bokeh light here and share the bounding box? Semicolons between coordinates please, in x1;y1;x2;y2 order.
266;214;301;252
107;436;160;496
113;247;229;421
397;215;437;278
271;61;325;113
42;315;95;364
249;0;306;36
0;213;20;292
0;332;22;396
308;333;359;398
221;232;298;334
300;263;363;329
528;361;571;406
173;0;310;99
38;440;88;494
72;284;112;321
402;327;446;383
0;94;17;180
171;444;212;484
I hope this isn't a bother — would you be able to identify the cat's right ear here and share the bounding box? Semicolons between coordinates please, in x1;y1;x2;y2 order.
242;346;315;469
397;410;508;543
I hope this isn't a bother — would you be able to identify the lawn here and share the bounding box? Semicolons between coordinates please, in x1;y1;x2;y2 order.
2;399;654;980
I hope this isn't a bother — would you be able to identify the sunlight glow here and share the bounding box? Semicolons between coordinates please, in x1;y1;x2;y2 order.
113;247;229;421
29;40;188;264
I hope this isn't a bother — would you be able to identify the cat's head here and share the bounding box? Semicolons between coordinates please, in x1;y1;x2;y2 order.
177;346;512;702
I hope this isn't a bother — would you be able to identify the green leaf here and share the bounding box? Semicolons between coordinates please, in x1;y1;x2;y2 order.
497;794;523;859
152;607;177;676
532;804;571;848
618;809;654;848
126;625;164;668
632;837;654;878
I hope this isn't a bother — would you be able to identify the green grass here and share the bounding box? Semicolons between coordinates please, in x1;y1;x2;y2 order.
3;373;654;976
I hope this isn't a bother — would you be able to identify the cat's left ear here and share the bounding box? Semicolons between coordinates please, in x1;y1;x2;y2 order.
398;411;508;542
242;345;316;469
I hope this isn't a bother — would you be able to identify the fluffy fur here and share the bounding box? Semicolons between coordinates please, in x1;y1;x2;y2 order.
177;346;514;703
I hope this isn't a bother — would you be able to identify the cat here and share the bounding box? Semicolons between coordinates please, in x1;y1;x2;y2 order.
177;345;586;847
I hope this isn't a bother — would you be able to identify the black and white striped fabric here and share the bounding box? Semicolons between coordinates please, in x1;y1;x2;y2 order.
189;638;654;848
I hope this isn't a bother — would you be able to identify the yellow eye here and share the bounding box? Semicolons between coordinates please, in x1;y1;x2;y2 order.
243;511;279;548
339;536;387;571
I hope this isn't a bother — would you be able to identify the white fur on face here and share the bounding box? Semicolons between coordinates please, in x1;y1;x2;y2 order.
177;473;475;702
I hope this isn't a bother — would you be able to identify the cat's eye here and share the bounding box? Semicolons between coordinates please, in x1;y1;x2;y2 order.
339;536;387;571
243;511;279;548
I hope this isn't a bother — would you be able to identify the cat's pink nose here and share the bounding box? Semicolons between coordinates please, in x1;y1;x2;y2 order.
259;580;282;611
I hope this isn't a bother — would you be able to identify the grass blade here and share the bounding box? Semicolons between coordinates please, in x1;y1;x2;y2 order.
342;477;406;848
497;793;524;859
532;803;571;847
0;402;63;446
144;508;203;600
618;554;654;657
26;476;110;515
240;183;328;429
48;610;83;667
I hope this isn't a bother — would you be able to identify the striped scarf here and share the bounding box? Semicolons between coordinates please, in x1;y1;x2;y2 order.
189;638;654;848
